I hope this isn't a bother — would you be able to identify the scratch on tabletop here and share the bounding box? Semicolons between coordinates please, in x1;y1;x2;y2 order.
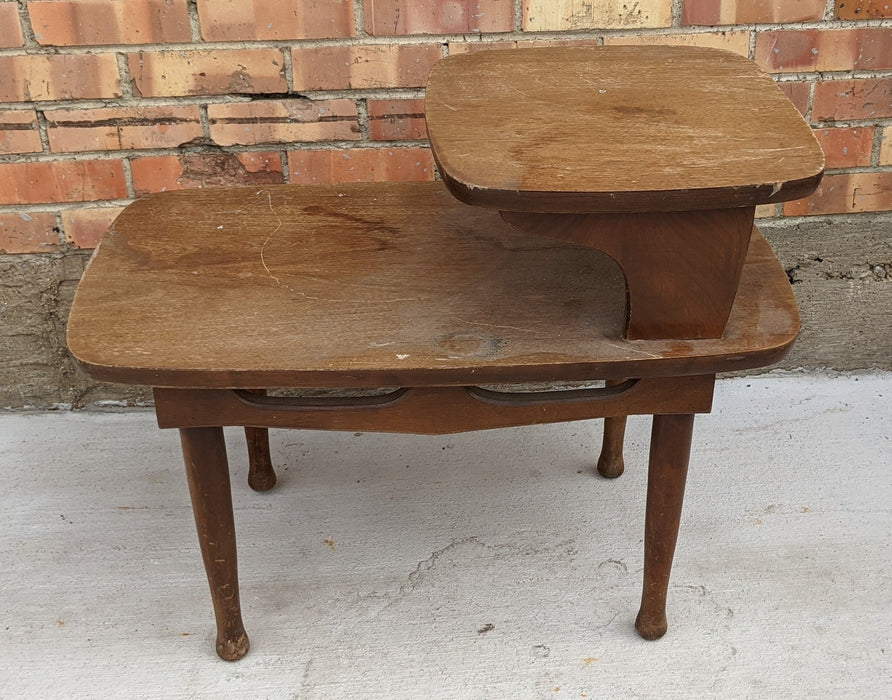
259;190;287;288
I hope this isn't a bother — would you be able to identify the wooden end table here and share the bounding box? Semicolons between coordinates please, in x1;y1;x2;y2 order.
67;46;823;661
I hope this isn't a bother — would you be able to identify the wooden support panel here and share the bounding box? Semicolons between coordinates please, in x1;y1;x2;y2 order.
154;375;715;434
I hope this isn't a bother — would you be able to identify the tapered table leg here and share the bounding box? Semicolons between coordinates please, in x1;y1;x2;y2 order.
597;379;628;478
597;416;627;478
636;413;694;640
244;390;277;492
245;426;277;492
180;427;250;661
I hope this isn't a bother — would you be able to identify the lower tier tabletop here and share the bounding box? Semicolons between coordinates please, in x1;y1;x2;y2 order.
67;182;799;388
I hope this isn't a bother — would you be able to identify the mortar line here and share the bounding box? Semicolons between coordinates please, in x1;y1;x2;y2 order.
4;19;891;58
186;0;203;43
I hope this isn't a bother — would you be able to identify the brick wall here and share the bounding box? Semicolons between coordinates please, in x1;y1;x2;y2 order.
0;0;890;253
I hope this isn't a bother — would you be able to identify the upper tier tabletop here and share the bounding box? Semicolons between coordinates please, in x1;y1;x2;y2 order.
67;182;798;389
425;46;825;213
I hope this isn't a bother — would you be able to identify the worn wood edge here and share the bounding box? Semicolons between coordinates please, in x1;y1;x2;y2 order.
433;168;825;214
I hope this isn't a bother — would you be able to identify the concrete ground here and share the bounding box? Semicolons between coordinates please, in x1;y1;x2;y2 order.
1;374;889;699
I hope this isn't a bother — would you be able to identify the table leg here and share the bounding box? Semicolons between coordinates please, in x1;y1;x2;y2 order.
597;379;628;478
245;427;277;492
635;413;694;640
179;427;250;661
597;416;627;478
244;390;277;492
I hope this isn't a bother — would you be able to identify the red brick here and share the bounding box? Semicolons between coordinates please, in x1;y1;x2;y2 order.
812;77;892;121
236;151;284;176
777;81;811;117
61;206;124;248
0;54;121;101
364;0;513;35
784;172;892;215
0;160;127;205
523;0;673;30
756;29;892;73
0;213;58;254
28;0;190;46
368;99;427;141
0;3;24;47
603;30;750;57
287;147;436;184
129;49;286;97
207;99;359;147
837;1;892;19
291;44;441;91
131;152;284;195
0;110;42;154
197;0;353;40
45;106;202;153
130;155;180;194
814;126;875;168
683;0;825;24
880;127;892;165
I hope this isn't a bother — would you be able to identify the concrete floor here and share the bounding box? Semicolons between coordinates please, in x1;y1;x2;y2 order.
1;374;889;698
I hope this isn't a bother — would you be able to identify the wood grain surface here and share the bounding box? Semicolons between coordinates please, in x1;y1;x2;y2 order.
67;182;799;388
426;46;824;212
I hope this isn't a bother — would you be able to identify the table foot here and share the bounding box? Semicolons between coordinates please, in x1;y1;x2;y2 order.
635;609;668;640
217;628;250;662
636;413;694;640
180;427;250;661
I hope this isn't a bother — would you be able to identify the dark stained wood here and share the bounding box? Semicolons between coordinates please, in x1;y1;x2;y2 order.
635;413;695;640
67;46;815;657
597;379;628;479
426;46;824;213
153;375;716;434
68;183;799;388
501;207;754;338
244;390;277;492
179;427;249;661
245;427;276;492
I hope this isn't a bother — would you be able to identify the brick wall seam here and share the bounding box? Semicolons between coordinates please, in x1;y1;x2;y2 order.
33;108;50;154
22;30;859;56
1;138;434;165
513;0;523;33
807;79;817;123
120;155;135;199
197;103;211;142
353;0;367;38
356;97;371;141
114;51;133;98
672;0;684;26
2;20;889;57
14;0;38;48
870;124;885;165
186;0;202;43
0;88;429;113
282;43;295;92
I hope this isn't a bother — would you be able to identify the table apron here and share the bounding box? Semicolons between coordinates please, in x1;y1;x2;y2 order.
153;375;715;435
